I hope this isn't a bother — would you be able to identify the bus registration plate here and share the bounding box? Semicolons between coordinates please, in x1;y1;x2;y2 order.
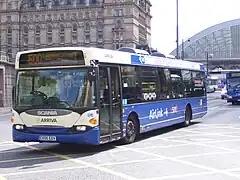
39;136;56;141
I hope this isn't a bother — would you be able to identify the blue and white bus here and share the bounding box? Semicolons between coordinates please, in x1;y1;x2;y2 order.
11;47;207;145
226;71;240;105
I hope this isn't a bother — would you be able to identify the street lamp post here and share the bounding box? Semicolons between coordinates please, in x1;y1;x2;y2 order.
181;39;190;60
206;51;214;76
181;39;184;60
176;0;179;59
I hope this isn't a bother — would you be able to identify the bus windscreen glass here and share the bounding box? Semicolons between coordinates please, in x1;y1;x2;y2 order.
19;50;85;68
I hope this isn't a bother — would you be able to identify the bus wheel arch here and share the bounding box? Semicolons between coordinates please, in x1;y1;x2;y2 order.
183;104;192;126
122;111;140;144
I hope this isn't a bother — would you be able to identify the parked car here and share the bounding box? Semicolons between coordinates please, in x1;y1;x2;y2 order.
207;86;215;93
221;85;227;99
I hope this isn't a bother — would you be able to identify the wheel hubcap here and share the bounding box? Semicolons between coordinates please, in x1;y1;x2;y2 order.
127;121;135;138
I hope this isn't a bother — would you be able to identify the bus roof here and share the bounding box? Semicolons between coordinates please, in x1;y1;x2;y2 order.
15;47;205;71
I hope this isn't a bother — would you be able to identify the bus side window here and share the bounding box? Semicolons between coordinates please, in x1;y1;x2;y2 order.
138;66;158;102
169;69;184;99
191;71;205;97
182;70;192;97
158;68;172;100
121;66;141;104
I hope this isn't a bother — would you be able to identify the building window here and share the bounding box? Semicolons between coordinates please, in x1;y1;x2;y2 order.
7;37;12;45
72;23;78;44
85;22;90;32
7;2;12;9
7;26;12;35
7;48;12;59
35;25;41;34
47;25;52;34
48;36;53;44
97;22;103;32
72;34;77;44
47;24;53;44
22;26;28;46
59;24;65;44
116;19;123;29
35;36;40;45
35;25;41;45
60;24;65;33
7;26;12;48
60;35;64;44
85;34;90;44
72;23;77;32
23;37;28;46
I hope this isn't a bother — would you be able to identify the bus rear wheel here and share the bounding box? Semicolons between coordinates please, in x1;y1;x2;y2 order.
122;119;139;144
183;106;192;127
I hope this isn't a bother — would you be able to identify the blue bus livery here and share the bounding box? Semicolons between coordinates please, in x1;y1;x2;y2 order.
11;47;207;145
226;71;240;104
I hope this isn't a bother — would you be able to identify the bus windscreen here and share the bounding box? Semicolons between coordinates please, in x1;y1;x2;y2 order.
19;50;85;68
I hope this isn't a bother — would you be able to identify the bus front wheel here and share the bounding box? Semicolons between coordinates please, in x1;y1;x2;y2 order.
122;118;139;144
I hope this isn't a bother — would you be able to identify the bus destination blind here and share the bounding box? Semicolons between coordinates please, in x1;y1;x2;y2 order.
19;50;85;68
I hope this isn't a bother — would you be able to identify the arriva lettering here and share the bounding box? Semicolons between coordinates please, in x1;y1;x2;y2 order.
40;118;57;123
37;111;58;116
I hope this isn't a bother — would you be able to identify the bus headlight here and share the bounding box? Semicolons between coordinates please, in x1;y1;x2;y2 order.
228;95;232;99
15;124;24;130
75;126;87;131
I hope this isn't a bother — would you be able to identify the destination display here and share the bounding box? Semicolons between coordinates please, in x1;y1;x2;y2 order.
19;50;85;68
230;72;240;78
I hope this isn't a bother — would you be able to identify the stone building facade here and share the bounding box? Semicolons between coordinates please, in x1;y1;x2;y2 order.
0;0;152;63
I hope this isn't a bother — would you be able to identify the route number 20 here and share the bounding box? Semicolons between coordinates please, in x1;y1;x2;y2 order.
28;54;42;64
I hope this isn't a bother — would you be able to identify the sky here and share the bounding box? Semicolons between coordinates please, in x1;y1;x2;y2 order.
151;0;240;55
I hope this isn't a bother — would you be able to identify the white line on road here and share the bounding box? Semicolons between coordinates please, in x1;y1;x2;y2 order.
141;171;216;180
209;106;220;110
0;158;163;177
14;142;138;180
116;145;240;179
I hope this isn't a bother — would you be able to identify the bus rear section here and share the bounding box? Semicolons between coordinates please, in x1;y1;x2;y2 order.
226;72;240;105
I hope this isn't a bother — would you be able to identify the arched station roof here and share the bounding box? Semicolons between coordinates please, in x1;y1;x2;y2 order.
171;19;240;59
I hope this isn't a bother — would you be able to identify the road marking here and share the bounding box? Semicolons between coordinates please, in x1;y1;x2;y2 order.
1;158;162;177
131;144;190;150
159;137;237;152
209;106;220;110
14;142;138;180
174;150;240;159
116;146;240;179
142;171;216;180
0;156;56;164
0;149;33;154
145;171;216;180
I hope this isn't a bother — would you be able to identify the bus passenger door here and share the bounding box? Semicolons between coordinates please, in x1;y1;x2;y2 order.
99;66;122;143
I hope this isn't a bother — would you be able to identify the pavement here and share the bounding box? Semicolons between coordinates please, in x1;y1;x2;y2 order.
1;98;240;180
0;107;11;116
207;91;221;100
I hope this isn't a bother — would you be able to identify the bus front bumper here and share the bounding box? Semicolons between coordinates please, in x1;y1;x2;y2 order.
12;127;100;145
